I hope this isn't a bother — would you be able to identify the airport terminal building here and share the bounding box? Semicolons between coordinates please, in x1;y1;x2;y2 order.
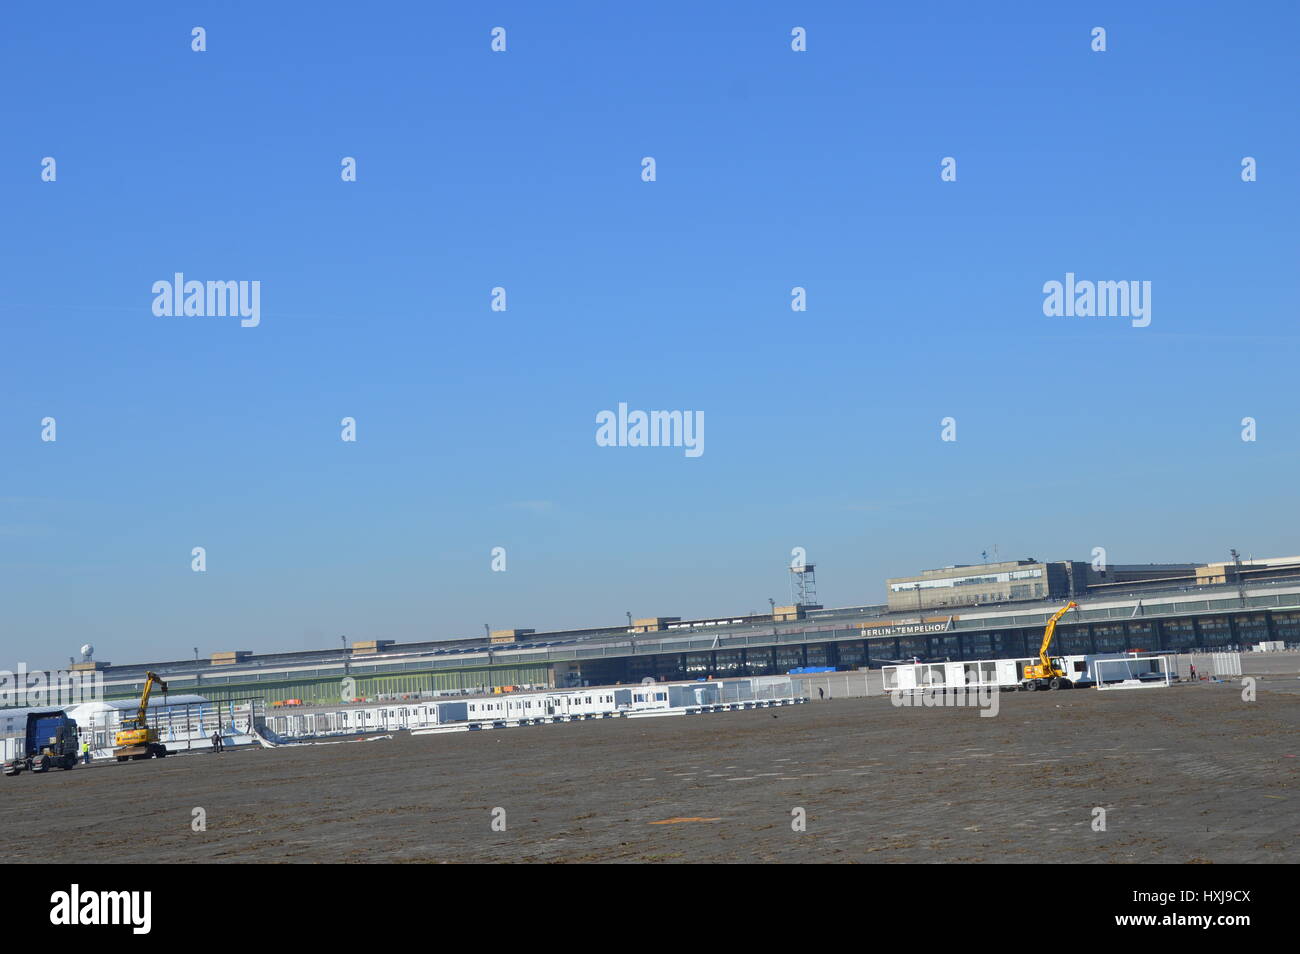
884;559;1202;612
33;561;1300;710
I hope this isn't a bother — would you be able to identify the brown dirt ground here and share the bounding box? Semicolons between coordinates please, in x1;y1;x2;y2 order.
3;682;1295;863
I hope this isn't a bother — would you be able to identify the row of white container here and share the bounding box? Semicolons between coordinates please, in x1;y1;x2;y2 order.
882;654;1170;692
263;677;801;740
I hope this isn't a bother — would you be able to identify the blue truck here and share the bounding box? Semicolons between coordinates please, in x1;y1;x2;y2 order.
2;711;80;776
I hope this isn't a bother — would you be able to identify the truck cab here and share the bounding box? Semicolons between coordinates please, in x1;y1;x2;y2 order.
3;711;80;776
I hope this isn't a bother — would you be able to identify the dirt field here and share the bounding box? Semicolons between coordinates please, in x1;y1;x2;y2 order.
3;682;1296;863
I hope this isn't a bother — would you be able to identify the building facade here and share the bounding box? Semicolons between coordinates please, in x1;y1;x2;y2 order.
885;560;1082;612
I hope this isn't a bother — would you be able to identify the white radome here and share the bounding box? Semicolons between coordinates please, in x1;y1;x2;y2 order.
80;644;94;658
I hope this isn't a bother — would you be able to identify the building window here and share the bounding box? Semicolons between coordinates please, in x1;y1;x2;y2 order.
1197;616;1232;648
1272;613;1300;641
1161;619;1197;649
1057;625;1091;654
1236;614;1269;643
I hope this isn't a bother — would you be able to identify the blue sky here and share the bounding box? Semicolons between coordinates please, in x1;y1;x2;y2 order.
2;2;1297;667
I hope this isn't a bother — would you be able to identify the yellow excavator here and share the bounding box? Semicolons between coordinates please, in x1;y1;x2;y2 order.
113;671;170;761
1020;601;1078;691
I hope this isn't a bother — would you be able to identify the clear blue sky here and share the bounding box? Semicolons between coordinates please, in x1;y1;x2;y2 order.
2;2;1297;668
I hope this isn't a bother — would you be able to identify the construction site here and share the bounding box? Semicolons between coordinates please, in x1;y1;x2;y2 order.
0;664;1295;864
1;594;1296;863
28;557;1300;714
2;569;1297;864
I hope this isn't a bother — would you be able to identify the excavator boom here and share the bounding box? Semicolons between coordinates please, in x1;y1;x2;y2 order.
1038;602;1078;669
136;671;168;725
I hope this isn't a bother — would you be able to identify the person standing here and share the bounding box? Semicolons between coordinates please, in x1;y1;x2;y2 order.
81;739;91;764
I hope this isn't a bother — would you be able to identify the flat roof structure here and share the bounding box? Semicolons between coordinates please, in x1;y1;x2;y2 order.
1;569;1290;709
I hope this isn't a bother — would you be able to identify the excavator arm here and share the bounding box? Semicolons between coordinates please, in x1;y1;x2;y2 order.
1037;602;1078;670
134;671;168;726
